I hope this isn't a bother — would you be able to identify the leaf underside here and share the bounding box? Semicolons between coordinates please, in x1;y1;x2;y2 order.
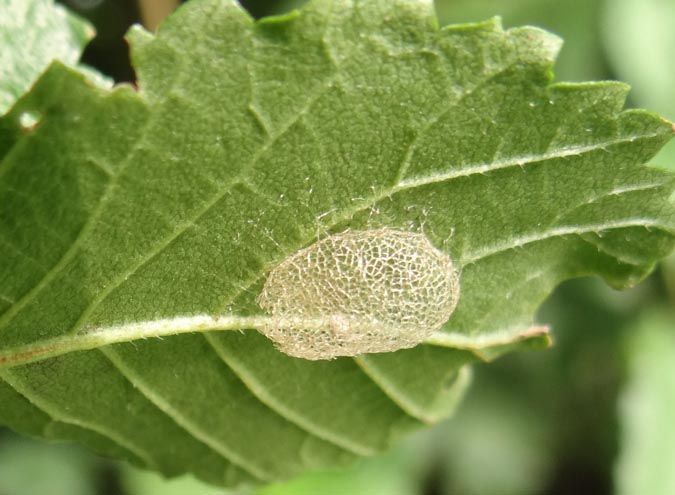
0;0;674;487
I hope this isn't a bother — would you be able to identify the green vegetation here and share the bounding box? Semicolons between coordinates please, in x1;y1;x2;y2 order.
0;0;673;493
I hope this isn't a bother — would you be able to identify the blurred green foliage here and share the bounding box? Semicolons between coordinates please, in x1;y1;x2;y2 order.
2;0;673;494
0;434;98;495
602;0;675;169
615;312;675;495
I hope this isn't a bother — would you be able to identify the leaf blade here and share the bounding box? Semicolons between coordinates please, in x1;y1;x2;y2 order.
0;0;674;486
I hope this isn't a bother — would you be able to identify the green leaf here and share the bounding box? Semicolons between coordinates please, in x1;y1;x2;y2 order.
615;312;675;495
0;0;95;115
0;0;673;487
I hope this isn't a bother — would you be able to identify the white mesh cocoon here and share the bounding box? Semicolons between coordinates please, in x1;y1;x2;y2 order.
257;229;460;360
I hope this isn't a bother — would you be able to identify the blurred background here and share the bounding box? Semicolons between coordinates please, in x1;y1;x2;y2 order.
1;0;674;494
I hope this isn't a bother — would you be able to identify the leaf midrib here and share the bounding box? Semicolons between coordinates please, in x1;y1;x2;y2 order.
0;212;667;370
0;123;668;354
45;131;675;341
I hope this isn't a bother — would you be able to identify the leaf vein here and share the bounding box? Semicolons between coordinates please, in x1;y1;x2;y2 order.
463;218;670;264
0;372;157;468
101;347;273;482
204;333;376;456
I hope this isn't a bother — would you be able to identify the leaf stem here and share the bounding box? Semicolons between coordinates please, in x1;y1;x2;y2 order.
0;315;266;369
0;316;551;369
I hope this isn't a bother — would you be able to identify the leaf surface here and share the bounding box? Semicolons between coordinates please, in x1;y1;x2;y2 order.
0;0;674;487
0;0;94;114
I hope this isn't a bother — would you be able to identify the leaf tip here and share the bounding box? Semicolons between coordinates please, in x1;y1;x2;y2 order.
439;15;502;34
56;0;96;44
255;7;302;26
508;25;563;66
521;325;553;347
126;23;154;50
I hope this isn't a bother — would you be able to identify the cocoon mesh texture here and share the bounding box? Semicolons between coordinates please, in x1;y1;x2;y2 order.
257;229;460;360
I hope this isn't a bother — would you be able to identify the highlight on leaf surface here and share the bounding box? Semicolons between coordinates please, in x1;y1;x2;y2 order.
257;229;461;360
